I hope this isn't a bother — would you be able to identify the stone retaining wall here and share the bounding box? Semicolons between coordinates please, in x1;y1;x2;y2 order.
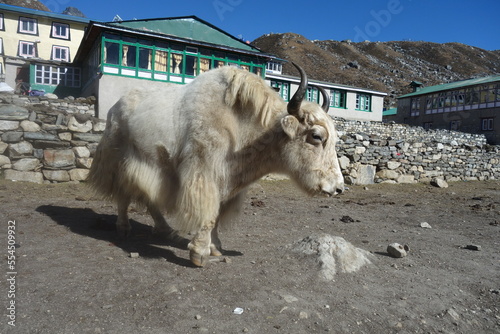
0;93;104;183
335;119;499;184
0;93;498;185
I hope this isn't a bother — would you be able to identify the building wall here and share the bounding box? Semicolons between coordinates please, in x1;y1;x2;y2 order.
90;75;179;119
333;91;384;122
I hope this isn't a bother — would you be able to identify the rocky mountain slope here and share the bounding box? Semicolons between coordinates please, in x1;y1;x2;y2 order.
0;0;86;17
253;33;500;108
0;0;49;11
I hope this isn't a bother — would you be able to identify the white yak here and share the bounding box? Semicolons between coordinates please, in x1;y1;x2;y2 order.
88;63;344;266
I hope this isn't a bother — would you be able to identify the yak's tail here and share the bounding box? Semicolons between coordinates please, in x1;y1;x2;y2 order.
87;94;167;207
87;103;124;200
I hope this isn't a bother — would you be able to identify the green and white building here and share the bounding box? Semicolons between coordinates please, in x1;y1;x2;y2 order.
266;69;386;122
73;16;386;121
74;16;275;118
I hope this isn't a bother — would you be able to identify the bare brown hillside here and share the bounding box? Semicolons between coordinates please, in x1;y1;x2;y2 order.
0;0;86;17
0;0;49;11
253;33;500;108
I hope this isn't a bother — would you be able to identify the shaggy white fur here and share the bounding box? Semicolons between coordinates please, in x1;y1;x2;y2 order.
88;66;344;266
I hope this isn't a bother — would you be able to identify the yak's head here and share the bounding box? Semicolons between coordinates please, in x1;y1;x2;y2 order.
279;63;344;196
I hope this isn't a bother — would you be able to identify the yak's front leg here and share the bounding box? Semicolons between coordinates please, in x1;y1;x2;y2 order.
188;220;216;267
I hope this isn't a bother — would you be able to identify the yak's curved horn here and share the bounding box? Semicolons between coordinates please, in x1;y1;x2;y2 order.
315;85;330;113
287;62;308;117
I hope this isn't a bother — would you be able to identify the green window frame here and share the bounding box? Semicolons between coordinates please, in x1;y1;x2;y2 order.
356;93;371;111
270;80;290;101
306;87;319;103
330;89;346;108
100;35;265;84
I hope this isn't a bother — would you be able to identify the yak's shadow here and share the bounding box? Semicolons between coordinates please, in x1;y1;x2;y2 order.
36;205;197;267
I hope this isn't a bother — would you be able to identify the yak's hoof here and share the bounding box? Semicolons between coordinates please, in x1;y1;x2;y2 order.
116;226;131;238
189;249;210;267
210;244;223;257
154;229;190;249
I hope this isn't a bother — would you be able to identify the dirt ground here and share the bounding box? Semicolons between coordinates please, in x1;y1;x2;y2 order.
0;178;499;334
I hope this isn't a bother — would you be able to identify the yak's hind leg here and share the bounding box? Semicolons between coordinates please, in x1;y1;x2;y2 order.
210;227;222;257
148;204;189;249
116;195;132;237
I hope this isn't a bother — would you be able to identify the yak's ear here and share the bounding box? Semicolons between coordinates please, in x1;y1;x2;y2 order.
281;115;300;139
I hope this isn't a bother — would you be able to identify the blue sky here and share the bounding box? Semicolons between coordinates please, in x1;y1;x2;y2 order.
43;0;499;50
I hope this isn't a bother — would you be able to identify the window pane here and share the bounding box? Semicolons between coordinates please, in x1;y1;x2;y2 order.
185;55;196;76
20;18;36;33
199;58;211;73
138;47;151;70
154;50;168;72
122;45;136;67
104;42;119;64
171;53;183;74
215;60;225;68
53;23;69;38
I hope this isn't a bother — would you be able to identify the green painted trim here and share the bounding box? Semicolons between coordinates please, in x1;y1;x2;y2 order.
330;89;347;109
355;93;372;112
270;79;290;101
100;35;266;84
29;63;82;96
383;108;397;116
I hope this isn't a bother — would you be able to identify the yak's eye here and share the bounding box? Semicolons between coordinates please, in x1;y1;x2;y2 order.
308;125;328;146
312;134;323;142
308;130;325;146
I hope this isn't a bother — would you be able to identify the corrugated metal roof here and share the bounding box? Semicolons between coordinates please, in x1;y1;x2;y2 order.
107;16;259;52
0;3;90;24
398;75;500;99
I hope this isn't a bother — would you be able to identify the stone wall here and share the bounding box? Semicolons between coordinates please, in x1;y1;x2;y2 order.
335;119;499;184
0;93;498;185
0;93;104;183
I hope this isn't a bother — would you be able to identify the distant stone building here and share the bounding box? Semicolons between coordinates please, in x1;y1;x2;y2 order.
389;76;500;144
